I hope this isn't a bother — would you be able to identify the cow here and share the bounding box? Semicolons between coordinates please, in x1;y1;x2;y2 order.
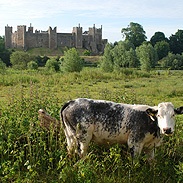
60;98;183;159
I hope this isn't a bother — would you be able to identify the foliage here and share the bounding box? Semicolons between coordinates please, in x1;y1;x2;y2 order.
0;58;7;73
0;36;11;66
83;50;91;56
150;32;168;46
154;40;170;60
169;29;183;54
45;58;60;72
136;42;158;71
27;61;38;70
10;51;32;69
159;52;183;69
112;40;138;69
62;48;84;72
35;55;50;67
100;43;114;72
121;22;147;47
100;41;139;72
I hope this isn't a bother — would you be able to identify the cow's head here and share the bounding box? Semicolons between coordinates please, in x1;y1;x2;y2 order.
146;102;183;136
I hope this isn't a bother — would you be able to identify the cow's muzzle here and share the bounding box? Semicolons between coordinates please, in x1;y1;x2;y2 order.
163;128;173;136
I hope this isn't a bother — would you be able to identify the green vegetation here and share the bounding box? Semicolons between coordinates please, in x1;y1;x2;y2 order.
10;51;33;70
0;68;183;182
62;48;84;72
45;58;60;72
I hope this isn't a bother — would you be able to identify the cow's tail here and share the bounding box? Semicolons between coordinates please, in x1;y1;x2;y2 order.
60;100;75;132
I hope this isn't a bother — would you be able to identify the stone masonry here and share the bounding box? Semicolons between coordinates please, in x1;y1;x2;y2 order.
5;24;107;54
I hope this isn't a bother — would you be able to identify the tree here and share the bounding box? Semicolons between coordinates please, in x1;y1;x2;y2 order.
112;40;138;69
154;41;170;60
159;52;183;70
100;43;114;72
136;42;158;71
121;22;147;47
169;30;183;54
0;36;11;66
150;32;168;46
10;51;32;69
62;48;84;72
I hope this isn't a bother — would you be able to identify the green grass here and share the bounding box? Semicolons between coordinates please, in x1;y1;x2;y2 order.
0;68;183;182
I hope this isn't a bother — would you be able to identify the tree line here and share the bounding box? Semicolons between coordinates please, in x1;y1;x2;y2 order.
101;22;183;71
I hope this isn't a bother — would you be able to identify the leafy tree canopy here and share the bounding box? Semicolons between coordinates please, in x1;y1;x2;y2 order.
121;22;147;48
150;32;168;46
154;41;170;60
0;36;11;66
10;51;32;69
100;43;114;72
62;48;84;72
159;52;183;70
169;29;183;54
112;40;138;69
136;42;158;71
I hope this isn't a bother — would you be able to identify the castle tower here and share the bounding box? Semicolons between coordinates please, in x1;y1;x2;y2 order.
5;25;12;48
28;23;33;33
48;27;57;49
17;25;26;49
72;24;83;49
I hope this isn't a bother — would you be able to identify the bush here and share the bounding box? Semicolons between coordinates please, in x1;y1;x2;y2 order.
45;58;60;72
27;61;38;70
10;51;32;70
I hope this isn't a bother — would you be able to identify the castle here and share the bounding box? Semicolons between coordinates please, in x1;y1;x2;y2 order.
5;24;107;54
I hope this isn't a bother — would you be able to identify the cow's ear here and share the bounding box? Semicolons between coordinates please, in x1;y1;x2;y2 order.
146;108;158;117
174;106;183;115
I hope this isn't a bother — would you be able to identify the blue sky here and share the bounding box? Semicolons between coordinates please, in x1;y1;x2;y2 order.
0;0;183;43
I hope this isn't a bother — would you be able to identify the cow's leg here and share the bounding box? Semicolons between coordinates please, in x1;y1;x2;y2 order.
64;127;77;156
127;134;144;158
76;125;94;158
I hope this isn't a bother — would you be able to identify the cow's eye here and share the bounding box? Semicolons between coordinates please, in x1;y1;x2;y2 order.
157;114;160;117
172;114;175;118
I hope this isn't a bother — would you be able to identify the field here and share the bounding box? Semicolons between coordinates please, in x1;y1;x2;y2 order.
0;68;183;182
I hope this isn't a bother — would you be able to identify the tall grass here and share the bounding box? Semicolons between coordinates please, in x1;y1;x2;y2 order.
0;68;183;182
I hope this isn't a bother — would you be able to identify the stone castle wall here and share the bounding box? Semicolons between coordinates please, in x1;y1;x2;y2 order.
5;24;107;53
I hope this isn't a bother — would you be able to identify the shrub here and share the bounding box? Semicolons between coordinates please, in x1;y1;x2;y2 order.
45;58;60;72
10;51;32;69
27;61;38;70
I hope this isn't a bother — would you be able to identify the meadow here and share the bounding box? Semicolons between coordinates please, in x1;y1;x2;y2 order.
0;67;183;182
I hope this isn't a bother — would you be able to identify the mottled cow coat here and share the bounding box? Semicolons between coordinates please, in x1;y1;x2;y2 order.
60;98;183;158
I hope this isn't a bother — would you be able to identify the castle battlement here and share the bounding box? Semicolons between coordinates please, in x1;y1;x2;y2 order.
5;24;107;53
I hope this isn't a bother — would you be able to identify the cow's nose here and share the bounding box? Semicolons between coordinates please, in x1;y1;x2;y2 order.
163;128;172;134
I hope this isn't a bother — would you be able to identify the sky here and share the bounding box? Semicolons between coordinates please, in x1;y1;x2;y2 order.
0;0;183;43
